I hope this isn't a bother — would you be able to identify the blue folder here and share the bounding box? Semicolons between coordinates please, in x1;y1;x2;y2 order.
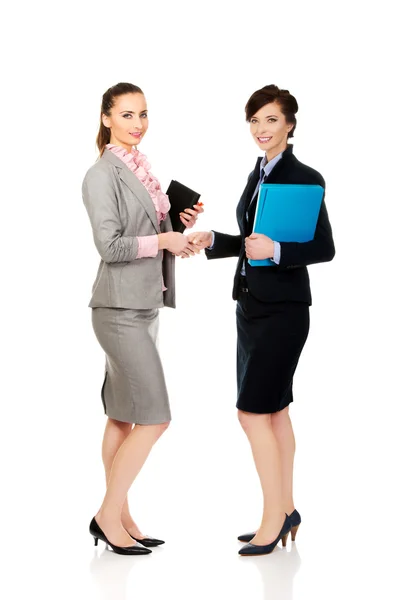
248;183;324;266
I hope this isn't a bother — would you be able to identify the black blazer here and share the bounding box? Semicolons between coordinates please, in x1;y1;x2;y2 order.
205;145;335;305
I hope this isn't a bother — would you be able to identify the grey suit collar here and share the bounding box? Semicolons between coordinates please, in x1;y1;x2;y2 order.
101;149;159;233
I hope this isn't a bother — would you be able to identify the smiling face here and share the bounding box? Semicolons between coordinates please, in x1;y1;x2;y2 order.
102;93;148;152
250;101;294;159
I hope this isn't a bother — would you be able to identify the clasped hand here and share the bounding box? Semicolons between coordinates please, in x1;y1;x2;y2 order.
245;233;274;261
185;231;274;261
171;229;213;258
172;204;205;258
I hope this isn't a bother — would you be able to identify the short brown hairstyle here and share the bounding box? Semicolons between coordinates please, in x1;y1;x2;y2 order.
96;82;144;155
245;85;298;138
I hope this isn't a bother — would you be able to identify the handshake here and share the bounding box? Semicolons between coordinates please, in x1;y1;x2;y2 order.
158;231;213;258
157;204;212;258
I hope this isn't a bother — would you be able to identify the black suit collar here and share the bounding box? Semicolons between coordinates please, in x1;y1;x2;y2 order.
253;144;294;177
263;143;293;164
282;143;294;156
237;144;296;234
246;144;294;201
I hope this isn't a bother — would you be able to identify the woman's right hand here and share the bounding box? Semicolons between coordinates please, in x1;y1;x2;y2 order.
158;232;198;257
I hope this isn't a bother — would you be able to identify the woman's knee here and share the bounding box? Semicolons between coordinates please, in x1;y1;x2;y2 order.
238;410;272;434
157;421;170;435
271;407;291;431
108;417;133;435
140;420;170;440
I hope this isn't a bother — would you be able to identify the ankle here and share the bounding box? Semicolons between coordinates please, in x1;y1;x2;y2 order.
121;514;135;528
96;507;122;526
260;509;286;526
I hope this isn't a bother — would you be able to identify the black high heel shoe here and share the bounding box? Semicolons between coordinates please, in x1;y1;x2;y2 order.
288;509;301;541
89;517;152;555
238;514;291;556
238;509;301;543
129;536;165;548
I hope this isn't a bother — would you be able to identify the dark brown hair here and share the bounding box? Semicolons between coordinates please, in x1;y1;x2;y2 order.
245;85;298;138
96;82;144;155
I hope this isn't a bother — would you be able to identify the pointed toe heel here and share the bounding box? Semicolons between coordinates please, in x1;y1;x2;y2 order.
238;509;301;546
238;509;302;544
131;536;165;548
239;515;292;556
89;517;152;555
238;532;256;543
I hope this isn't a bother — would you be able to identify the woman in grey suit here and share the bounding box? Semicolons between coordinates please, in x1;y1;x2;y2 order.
83;82;202;555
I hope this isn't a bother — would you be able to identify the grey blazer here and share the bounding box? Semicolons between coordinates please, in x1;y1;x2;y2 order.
82;149;175;309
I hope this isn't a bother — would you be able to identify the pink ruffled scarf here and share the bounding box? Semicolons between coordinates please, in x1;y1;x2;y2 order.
106;144;170;222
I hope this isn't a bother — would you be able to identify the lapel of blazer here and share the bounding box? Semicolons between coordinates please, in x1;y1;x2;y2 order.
236;145;296;236
101;149;159;233
246;146;296;232
264;144;295;184
237;157;262;234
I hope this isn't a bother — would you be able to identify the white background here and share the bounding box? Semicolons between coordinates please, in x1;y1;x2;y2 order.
1;1;399;598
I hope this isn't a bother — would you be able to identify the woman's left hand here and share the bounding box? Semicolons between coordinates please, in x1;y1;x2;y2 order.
245;233;274;260
179;204;204;229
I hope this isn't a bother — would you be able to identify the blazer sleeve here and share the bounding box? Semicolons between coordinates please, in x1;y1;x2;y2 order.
278;186;335;269
82;167;140;263
205;231;242;260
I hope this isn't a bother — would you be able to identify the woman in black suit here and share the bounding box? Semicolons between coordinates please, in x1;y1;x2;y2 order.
189;85;335;556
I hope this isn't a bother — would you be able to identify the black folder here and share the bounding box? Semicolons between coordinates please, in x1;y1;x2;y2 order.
166;180;201;233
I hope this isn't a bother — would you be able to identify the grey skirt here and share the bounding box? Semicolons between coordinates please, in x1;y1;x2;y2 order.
91;307;171;425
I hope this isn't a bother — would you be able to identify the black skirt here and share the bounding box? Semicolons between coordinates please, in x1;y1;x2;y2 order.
236;288;310;414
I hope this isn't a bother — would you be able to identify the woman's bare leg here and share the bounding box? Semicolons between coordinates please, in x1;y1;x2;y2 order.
101;418;148;538
271;407;296;516
238;410;285;545
96;421;169;547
